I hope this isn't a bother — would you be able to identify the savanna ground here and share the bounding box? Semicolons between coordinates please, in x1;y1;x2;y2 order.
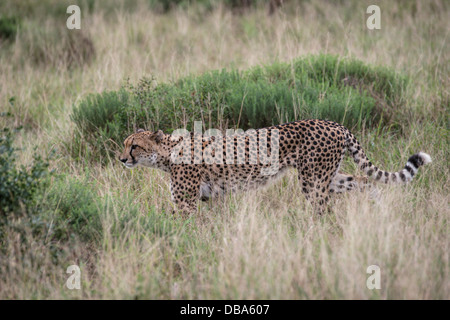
0;0;448;299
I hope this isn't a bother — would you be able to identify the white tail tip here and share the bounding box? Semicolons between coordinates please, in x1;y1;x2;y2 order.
419;152;432;165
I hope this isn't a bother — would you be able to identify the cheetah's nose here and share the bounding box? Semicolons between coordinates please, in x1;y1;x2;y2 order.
119;158;127;163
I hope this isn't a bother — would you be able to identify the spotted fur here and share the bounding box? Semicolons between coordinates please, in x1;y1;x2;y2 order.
119;120;431;215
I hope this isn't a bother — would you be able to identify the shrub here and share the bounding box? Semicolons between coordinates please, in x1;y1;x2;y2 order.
71;54;408;161
71;89;131;159
0;126;51;222
0;16;20;41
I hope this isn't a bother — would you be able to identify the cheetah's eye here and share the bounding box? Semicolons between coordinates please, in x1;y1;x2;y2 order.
131;144;138;150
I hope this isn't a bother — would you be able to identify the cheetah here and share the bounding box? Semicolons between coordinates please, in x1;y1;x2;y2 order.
119;119;431;215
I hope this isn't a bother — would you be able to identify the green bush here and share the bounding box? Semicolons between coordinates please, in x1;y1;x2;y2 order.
0;126;51;222
0;16;20;41
72;54;408;161
71;89;131;159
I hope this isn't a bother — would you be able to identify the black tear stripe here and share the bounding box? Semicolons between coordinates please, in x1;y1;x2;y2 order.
129;138;136;163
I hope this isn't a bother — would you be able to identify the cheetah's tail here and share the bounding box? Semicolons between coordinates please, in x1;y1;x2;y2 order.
346;133;431;184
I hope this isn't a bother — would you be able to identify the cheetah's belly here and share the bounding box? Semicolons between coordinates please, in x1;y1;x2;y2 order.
199;166;289;200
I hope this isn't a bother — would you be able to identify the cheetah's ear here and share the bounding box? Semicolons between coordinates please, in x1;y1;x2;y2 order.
136;128;145;133
152;130;164;143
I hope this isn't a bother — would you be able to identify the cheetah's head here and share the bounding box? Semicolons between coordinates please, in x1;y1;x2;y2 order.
119;129;167;169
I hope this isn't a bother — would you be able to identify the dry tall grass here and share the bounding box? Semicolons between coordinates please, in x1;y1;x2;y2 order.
0;0;448;299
